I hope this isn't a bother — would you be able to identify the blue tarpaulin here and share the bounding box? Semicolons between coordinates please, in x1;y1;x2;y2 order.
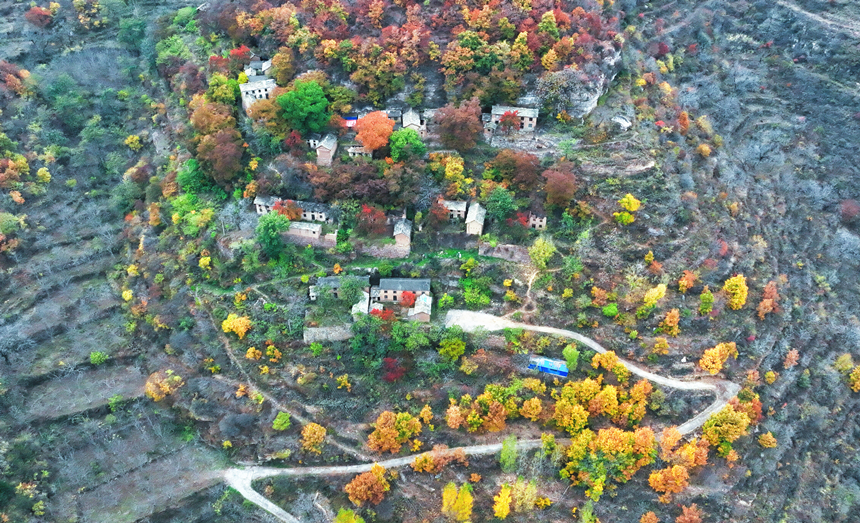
527;356;569;377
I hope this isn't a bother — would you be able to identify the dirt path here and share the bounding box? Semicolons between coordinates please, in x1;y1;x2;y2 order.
775;0;860;38
223;439;546;522
222;310;740;522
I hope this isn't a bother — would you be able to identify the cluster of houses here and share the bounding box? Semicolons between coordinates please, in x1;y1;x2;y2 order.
236;63;540;167
309;276;433;322
434;198;547;236
253;196;413;253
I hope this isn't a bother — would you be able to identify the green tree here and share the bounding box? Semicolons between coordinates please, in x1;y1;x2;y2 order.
562;343;580;371
529;236;556;270
337;275;366;305
334;508;365;523
206;73;240;104
155;35;191;66
272;412;292;430
500;434;518;473
277;80;331;135
256;212;291;257
485;187;518;221
389;128;426;161
90;351;108;365
176;159;210;194
439;338;466;362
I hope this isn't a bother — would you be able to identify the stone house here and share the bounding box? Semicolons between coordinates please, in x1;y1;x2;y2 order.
309;276;371;301
240;76;276;112
346;145;372;158
401;108;425;135
253;195;279;215
244;59;272;77
439;199;468;221
527;211;547;230
406;293;432;322
284;221;321;240
490;105;539;132
374;278;431;303
253;197;334;223
465;201;486;235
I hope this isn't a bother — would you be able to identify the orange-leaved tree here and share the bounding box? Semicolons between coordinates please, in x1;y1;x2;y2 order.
355;111;395;151
648;464;690;503
344;463;389;506
676;504;703;523
757;280;779;320
367;411;422;453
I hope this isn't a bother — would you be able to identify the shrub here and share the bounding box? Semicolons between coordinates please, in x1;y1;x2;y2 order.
602;303;618;317
500;434;518;473
272;412;292;431
614;211;635;225
125;134;143;151
758;432;777;448
90;351;108;365
698;286;714;315
618;193;641;212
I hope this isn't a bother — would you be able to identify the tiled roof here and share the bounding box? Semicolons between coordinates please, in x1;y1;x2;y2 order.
377;278;431;292
440;200;467;212
490;105;539;118
393;218;412;238
408;293;432;316
319;133;337;151
466;202;486;225
317;275;370;288
288;222;321;232
402;108;421;128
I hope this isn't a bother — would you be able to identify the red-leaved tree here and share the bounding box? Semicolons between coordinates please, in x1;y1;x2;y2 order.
498;110;520;134
400;291;417;307
382;357;406;382
25;6;53;28
356;204;387;236
543;163;578;207
273;200;303;220
435;97;483;153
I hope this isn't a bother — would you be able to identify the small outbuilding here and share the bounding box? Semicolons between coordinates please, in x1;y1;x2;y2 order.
465;201;486;235
393;218;412;248
315;134;338;167
406;293;432;322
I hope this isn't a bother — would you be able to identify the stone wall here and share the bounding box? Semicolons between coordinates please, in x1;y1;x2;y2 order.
303;324;353;344
478;242;531;264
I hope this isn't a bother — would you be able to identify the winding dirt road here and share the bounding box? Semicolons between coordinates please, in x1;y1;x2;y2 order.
222;310;740;522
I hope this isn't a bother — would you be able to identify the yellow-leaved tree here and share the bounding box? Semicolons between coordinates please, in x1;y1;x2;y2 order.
723;274;748;310
494;484;512;519
222;314;252;339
